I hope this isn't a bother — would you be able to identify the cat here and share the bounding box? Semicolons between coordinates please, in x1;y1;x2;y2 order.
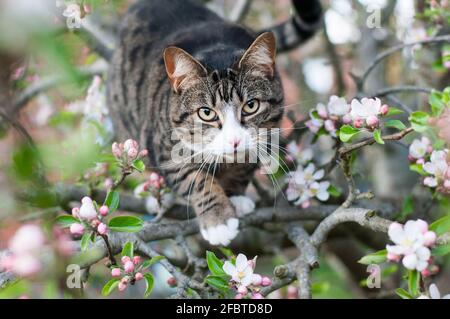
107;0;322;246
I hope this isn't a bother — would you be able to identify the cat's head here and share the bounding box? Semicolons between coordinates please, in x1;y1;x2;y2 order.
164;32;283;161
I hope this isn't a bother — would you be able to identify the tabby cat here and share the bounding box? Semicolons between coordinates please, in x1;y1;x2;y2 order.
107;0;322;245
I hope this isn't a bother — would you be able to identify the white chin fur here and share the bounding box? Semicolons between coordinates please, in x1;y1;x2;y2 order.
230;196;255;217
200;218;239;246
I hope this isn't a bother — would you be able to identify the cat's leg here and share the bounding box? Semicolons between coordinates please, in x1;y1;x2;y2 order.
177;171;239;246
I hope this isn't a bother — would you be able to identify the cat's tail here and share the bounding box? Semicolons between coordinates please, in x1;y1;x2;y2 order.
261;0;323;53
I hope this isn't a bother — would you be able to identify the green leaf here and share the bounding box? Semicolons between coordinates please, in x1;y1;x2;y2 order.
386;107;404;116
121;241;134;258
373;129;384;145
327;185;342;198
141;256;165;269
432;244;450;257
358;249;387;265
132;159;146;172
408;270;420;297
339;125;361;143
429;90;445;117
219;247;234;258
101;278;120;296
429;215;450;235
384;119;407;131
80;232;91;251
205;275;230;292
409;111;430;133
55;215;78;228
108;216;144;232
104;191;120;213
311;281;330;295
409;164;426;176
143;273;154;297
396;288;413;299
206;251;226;276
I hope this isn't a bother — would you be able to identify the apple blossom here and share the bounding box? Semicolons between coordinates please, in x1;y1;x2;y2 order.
79;196;98;221
261;276;272;287
133;256;141;265
135;272;144;281
118;282;127;292
409;137;431;160
422;149;450;191
252;274;263;286
366;115;379;128
124;261;135;273
97;223;107;235
223;254;255;287
121;256;131;264
99;205;109;216
72;207;80;218
167;277;177;287
9;224;45;254
111;268;121;277
327;95;350;117
380;104;389;115
418;284;450;299
70;223;85;236
386;220;436;271
350;98;382;121
237;285;248;295
112;142;122;158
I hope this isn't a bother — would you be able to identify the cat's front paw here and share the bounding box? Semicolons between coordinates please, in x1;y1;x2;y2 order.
200;218;239;246
230;196;255;217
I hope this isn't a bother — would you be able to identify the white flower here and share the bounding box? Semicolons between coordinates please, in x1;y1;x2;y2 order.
327;95;350;117
350;98;382;120
223;254;255;287
62;3;83;29
305;118;323;134
79;196;98;221
409;137;430;159
423;150;449;182
285;164;330;206
145;196;160;214
418;284;450;299
286;142;313;165
386;220;435;272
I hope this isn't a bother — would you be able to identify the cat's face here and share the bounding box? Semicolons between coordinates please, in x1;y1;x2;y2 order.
164;32;283;162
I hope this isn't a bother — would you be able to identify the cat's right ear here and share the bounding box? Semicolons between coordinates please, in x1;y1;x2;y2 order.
163;47;207;93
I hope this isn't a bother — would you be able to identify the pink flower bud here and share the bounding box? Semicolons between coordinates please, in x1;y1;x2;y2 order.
237;285;248;295
167;277;177;287
366;115;379;128
421;268;431;278
121;277;130;284
121;256;131;264
235;293;243;299
427;146;433;154
118;282;127;292
387;252;400;262
138;149;148;158
342;114;352;124
424;231;436;247
124;261;135;273
99;205;109;216
380;104;389;116
123;139;139;152
135;272;144;281
112;142;122;158
111;268;121;277
252;292;263;299
97;223;107;235
252;274;262;286
318;109;328;119
70;223;84;236
416;158;425;165
324;119;336;133
416;219;428;233
301;200;311;209
127;147;138;159
444;180;450;189
133;256;141;265
261;276;272;287
353;118;363;128
71;207;80;219
408;155;414;162
287;285;298;299
91;219;100;228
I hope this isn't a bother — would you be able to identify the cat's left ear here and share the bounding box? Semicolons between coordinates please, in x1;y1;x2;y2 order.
238;32;276;78
164;47;207;93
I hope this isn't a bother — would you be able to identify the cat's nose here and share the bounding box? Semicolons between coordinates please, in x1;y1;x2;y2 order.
230;138;241;149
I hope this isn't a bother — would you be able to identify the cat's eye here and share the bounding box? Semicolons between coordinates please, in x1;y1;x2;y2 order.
242;99;260;116
197;107;218;122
